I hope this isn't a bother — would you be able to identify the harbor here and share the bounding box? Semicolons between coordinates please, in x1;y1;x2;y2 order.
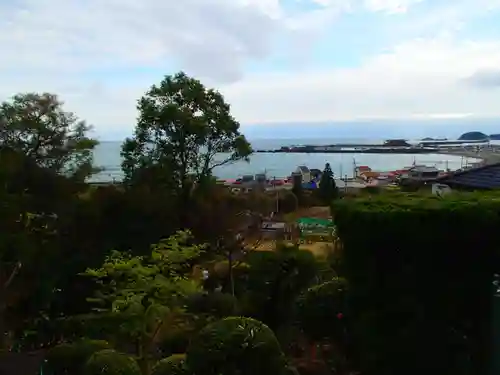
88;139;490;184
255;138;500;155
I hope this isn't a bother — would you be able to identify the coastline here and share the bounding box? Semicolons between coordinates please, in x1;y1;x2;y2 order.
436;148;500;165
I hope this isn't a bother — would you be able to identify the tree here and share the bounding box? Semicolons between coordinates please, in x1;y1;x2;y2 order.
82;231;205;374
0;93;99;180
318;163;338;204
121;72;252;200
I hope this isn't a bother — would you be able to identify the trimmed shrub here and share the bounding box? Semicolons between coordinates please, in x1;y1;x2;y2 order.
332;193;500;375
186;317;286;375
44;339;111;375
84;349;141;375
151;354;188;375
296;278;349;342
236;246;320;331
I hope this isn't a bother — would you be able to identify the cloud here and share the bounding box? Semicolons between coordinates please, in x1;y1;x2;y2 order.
1;0;500;139
222;36;500;122
463;70;500;88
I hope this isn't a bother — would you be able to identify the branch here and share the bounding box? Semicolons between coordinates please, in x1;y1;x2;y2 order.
3;262;22;290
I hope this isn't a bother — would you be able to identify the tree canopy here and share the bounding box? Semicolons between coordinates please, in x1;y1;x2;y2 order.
121;72;252;196
318;163;338;204
0;93;99;180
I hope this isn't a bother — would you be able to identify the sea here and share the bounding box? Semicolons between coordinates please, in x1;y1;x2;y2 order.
91;138;479;182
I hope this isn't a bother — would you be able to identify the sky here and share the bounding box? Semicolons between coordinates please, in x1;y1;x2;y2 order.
2;0;500;140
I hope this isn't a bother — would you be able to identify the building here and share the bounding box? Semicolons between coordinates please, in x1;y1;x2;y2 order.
383;139;411;147
260;221;290;240
400;166;440;182
295;165;311;183
437;163;500;190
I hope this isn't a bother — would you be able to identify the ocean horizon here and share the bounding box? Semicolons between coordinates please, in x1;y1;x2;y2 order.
91;138;481;182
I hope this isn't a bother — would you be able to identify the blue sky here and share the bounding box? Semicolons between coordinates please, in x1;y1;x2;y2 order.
2;0;500;140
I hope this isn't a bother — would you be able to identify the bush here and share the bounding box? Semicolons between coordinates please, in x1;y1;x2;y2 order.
186;292;237;318
152;354;188;375
44;339;111;375
84;349;141;375
296;278;349;342
236;245;320;331
186;317;286;375
332;193;500;375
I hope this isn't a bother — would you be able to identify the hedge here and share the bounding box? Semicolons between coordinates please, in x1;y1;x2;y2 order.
332;192;499;375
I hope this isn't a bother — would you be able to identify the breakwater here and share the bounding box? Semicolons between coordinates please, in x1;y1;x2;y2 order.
256;146;438;154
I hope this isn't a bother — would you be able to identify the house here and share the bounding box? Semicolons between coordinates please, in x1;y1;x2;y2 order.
295;165;311;183
436;163;500;190
383;139;411;147
260;221;289;240
403;166;440;181
309;168;322;180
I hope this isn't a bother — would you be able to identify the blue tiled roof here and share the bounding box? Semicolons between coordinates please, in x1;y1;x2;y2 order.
438;163;500;189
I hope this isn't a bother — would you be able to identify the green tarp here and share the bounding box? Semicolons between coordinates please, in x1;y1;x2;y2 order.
296;217;335;237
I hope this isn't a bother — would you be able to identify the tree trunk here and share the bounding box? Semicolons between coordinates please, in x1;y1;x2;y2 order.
228;249;235;299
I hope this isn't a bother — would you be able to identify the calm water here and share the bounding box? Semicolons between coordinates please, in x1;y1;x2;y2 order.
91;139;479;182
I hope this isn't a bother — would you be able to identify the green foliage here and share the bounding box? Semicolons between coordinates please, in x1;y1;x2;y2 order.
296;278;349;342
151;354;189;375
236;244;321;331
332;193;499;375
121;71;252;192
186;292;238;318
44;339;111;375
186;317;286;375
0;92;98;180
318;163;338;204
82;231;204;369
278;191;298;213
84;349;141;375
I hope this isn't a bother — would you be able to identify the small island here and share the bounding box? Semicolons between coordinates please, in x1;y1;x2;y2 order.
458;131;489;141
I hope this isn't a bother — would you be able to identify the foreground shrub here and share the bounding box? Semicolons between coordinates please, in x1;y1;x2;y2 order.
84;349;141;375
186;317;286;375
236;245;320;331
44;339;111;375
296;278;349;342
151;354;188;375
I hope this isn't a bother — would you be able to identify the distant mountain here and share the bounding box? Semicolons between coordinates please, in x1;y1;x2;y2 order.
458;131;489;141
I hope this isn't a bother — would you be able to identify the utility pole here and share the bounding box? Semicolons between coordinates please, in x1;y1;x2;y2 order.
274;176;279;214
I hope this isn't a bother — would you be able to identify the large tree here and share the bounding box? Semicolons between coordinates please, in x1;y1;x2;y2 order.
0;93;98;180
121;72;252;197
318;162;338;204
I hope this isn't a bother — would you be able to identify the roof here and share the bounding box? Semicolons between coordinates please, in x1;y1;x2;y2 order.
410;166;439;173
437;162;500;189
261;221;286;230
297;165;310;173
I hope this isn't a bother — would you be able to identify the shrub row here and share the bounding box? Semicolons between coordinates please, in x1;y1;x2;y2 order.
45;317;296;375
332;192;500;375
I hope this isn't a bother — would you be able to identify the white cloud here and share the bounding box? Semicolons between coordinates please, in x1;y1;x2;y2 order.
222;36;500;122
1;0;500;139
